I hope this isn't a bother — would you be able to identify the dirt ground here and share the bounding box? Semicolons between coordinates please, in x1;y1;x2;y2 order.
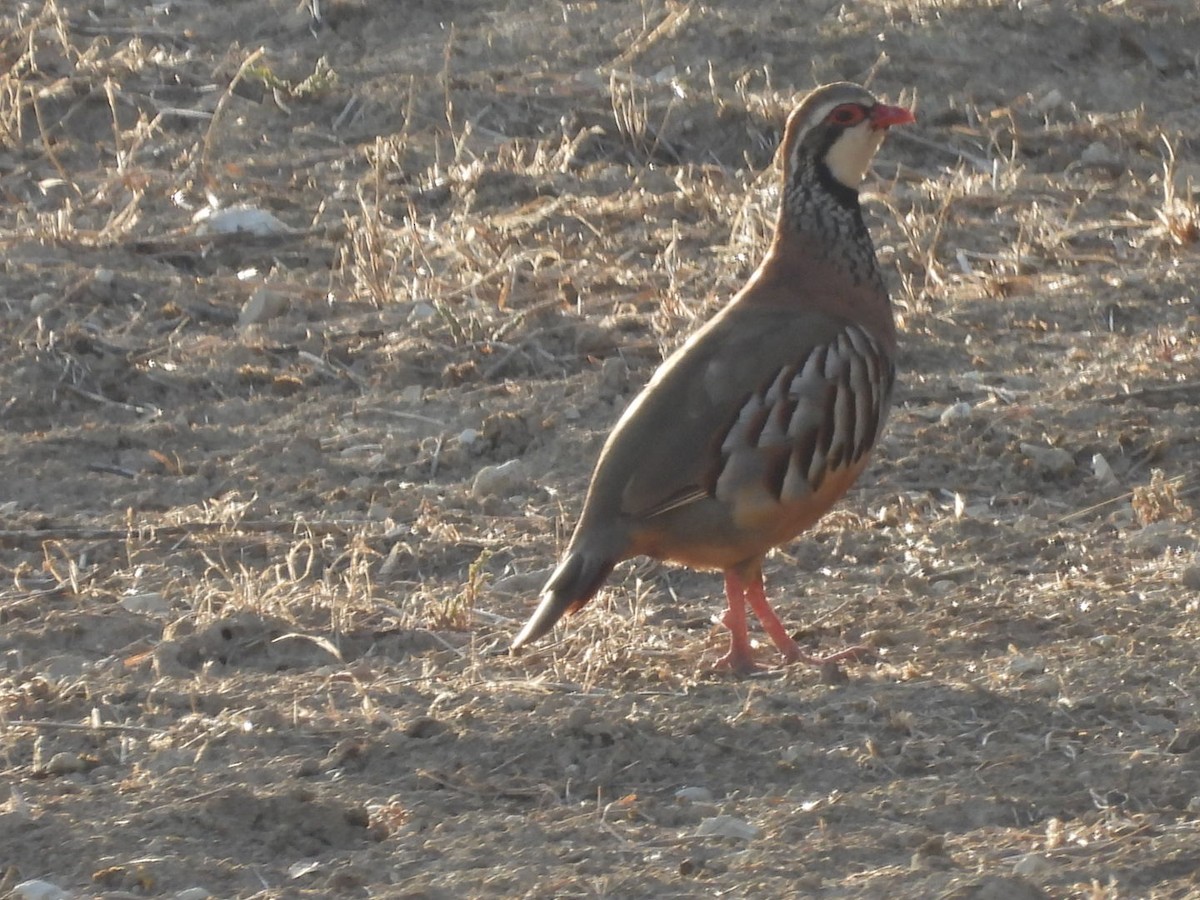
2;0;1200;897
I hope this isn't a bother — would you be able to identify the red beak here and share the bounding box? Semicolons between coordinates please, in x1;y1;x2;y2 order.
870;103;916;129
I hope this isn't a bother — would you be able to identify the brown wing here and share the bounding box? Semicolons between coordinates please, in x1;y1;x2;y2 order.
592;305;892;519
600;314;894;570
707;323;894;534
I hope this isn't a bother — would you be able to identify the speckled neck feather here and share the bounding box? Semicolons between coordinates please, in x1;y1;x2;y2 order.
780;154;884;292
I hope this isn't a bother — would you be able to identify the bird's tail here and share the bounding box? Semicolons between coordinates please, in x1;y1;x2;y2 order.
510;547;616;650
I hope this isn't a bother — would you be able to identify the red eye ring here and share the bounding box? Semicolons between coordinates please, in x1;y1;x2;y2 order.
828;104;866;126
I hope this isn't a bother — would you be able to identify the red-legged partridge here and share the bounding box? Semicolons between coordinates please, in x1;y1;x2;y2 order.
512;82;914;674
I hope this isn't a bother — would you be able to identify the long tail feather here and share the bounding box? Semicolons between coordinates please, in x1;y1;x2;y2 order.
510;550;615;650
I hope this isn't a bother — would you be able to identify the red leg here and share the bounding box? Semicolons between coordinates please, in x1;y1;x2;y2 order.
713;571;760;674
741;565;872;669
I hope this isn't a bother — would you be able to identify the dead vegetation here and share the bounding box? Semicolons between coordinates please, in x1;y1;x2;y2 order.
2;0;1200;897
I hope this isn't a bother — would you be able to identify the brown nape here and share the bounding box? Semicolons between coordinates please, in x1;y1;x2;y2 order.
514;81;912;676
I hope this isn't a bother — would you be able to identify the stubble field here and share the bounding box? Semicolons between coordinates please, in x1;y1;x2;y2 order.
2;1;1200;897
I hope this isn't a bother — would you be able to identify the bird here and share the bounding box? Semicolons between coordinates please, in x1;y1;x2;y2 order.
511;82;914;674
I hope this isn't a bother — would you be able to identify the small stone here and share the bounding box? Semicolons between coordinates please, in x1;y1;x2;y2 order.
42;655;87;679
565;707;591;730
195;204;290;236
674;786;714;804
1089;634;1118;650
344;806;370;828
404;716;445;739
1008;653;1046;677
239;288;289;327
12;881;69;900
399;384;424;403
1166;729;1200;754
501;694;537;713
859;629;896;647
1092;453;1118;487
1124;521;1194;557
295;758;321;777
1079;141;1119;166
599;356;629;397
1026;674;1060;695
471;459;527;498
1012;854;1051;878
44;752;86;775
90;268;117;300
574;321;616;356
1179;565;1200;591
153;640;190;678
120;592;171;617
694;815;758;840
1033;88;1067;114
457;428;479;447
287;860;322;879
911;846;954;871
1170;162;1200;197
960;875;1051;900
408;302;436;323
491;567;553;595
1019;443;1075;476
940;401;971;424
1121;32;1170;70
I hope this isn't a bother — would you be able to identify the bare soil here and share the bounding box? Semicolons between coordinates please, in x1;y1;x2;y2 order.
2;1;1200;897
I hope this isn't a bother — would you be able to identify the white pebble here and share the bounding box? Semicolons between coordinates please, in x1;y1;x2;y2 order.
1091;453;1118;487
1012;852;1052;876
1079;141;1119;166
120;592;171;617
12;880;70;900
1034;88;1067;114
194;204;290;236
408;302;436;323
674;786;714;804
939;401;971;424
472;459;527;498
90;268;118;300
238;288;289;327
695;814;759;840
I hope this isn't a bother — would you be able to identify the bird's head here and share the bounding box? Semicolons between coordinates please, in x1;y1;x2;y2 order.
781;82;915;194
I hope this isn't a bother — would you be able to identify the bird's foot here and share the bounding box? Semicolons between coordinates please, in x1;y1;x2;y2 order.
790;644;874;666
783;644;874;684
712;644;765;675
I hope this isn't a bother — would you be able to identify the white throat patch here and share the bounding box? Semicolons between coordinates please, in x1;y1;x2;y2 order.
824;121;886;189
